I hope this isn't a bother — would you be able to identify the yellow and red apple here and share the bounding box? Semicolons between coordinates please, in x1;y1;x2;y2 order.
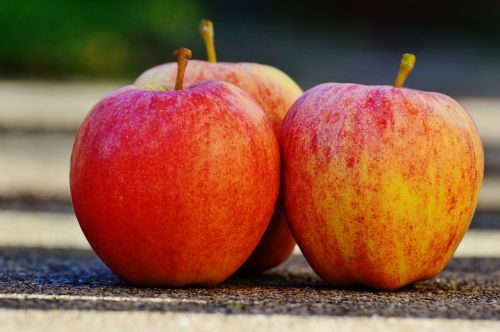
70;49;280;286
135;20;303;273
280;54;484;290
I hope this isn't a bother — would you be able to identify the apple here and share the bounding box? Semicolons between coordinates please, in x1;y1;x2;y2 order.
135;20;302;273
280;54;484;290
70;48;280;286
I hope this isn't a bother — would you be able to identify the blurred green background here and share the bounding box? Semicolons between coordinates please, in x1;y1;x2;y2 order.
1;0;500;96
0;0;201;78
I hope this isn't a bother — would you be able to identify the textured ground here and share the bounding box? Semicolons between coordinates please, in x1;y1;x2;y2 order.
0;247;499;319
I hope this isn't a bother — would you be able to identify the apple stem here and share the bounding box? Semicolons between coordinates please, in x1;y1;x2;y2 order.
199;19;217;63
173;48;192;90
393;53;416;88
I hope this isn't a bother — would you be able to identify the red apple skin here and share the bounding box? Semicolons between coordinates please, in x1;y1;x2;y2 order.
136;60;302;273
70;81;280;287
280;83;484;290
135;60;302;134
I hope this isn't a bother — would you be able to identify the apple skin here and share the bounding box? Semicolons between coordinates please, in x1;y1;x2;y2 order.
280;83;484;290
135;60;302;134
135;60;302;273
70;81;280;287
236;199;293;273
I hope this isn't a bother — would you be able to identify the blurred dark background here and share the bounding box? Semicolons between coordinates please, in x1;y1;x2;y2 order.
1;0;500;96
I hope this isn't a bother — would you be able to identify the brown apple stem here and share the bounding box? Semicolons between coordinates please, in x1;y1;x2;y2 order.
173;48;192;90
199;19;217;63
393;53;416;88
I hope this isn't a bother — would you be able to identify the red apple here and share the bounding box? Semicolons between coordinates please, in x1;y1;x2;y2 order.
280;54;484;290
70;48;280;286
135;20;302;273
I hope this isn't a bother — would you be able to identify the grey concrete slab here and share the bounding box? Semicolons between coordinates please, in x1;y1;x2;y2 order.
0;133;72;200
0;132;499;210
0;209;498;256
1;309;498;332
0;80;500;209
0;80;121;131
1;79;500;142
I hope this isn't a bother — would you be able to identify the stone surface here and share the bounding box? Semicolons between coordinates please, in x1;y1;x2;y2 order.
0;247;498;319
0;80;121;131
1;310;498;332
0;209;499;256
0;132;499;210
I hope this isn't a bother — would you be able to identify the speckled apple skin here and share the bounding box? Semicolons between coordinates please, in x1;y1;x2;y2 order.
135;60;302;134
280;83;484;290
135;60;302;273
70;81;280;287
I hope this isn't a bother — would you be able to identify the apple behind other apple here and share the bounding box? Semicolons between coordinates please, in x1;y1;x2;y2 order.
136;59;302;135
